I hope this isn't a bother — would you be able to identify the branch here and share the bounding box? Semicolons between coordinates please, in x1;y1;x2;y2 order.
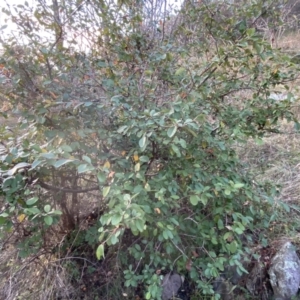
39;180;99;193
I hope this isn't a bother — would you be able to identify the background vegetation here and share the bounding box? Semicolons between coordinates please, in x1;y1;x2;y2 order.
1;0;300;299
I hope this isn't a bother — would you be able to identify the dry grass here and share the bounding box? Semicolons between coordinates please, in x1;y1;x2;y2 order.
234;31;300;209
275;31;300;53
238;120;300;204
0;246;75;300
0;219;124;300
236;24;300;206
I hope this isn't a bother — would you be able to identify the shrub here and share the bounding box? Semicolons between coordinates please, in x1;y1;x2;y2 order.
0;0;298;298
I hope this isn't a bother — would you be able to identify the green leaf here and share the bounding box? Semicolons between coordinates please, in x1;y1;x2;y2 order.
170;218;179;226
124;194;131;201
99;231;105;242
145;182;150;191
218;219;224;229
190;195;200;206
101;215;112;225
179;139;187;148
224;189;231;196
135;219;144;232
294;121;300;131
26;197;38;206
77;163;95;174
233;182;245;189
40;153;56;159
157;222;164;228
139;135;146;148
96;244;105;260
167;126;177;138
281;202;290;213
110;234;119;245
163;230;169;240
211;237;218;245
103;186;110;197
40;47;49;54
234;227;244;234
228;241;237;254
44;215;53;225
82;155;92;164
30;160;43;169
130;221;138;233
53;159;74;168
175;67;186;77
200;195;208;206
208;251;217;258
0;217;7;225
102;186;110;198
44;204;51;213
166;224;174;230
97;172;106;183
134;162;140;172
139;156;149;162
167;230;174;239
117;125;127;133
246;27;256;36
171;144;181;157
111;214;122;226
60;145;73;152
24;207;41;215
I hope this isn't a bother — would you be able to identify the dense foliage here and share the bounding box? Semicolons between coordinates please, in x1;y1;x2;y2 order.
0;0;298;298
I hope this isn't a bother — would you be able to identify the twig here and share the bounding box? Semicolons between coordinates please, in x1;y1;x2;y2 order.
39;180;99;193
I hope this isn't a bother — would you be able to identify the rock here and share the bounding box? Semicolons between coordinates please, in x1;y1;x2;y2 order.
268;241;300;300
162;273;183;300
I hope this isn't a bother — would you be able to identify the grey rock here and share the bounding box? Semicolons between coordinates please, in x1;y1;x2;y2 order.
268;241;300;300
162;273;182;300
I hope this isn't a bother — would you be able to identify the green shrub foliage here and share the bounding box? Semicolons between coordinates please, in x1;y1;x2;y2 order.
0;0;298;298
